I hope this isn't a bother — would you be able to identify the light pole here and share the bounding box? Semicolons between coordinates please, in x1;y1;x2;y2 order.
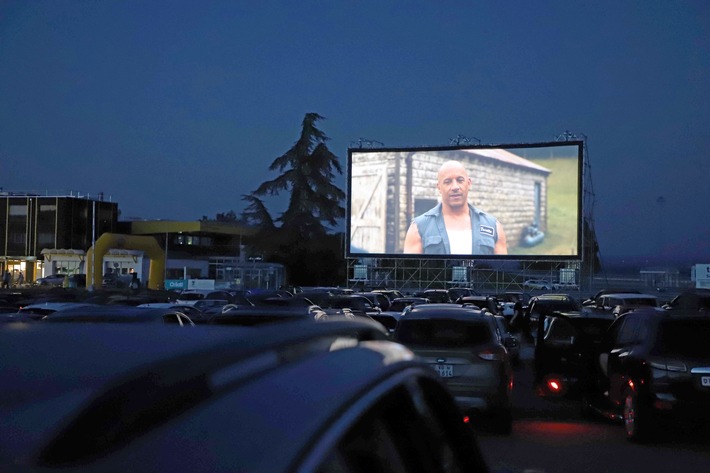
656;196;666;255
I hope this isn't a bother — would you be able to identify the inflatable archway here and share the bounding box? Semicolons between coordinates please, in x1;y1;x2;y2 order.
86;233;165;290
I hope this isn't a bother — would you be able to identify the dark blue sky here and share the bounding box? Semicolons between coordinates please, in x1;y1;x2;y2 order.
1;1;708;262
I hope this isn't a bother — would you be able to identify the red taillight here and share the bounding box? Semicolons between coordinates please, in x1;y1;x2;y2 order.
541;374;566;396
463;415;470;424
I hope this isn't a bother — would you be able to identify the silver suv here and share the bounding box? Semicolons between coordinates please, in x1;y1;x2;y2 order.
393;303;514;434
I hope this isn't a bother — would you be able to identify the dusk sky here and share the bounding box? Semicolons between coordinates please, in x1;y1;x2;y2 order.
1;1;708;264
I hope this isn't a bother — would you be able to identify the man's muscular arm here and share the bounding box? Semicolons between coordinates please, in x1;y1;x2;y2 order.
403;222;424;254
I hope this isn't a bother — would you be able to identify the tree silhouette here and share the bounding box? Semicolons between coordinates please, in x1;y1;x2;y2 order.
242;113;346;284
250;112;344;240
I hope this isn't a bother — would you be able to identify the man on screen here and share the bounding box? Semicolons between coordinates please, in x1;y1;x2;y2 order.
403;160;508;255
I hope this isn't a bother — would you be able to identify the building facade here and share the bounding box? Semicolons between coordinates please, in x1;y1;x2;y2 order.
0;192;283;290
0;193;118;282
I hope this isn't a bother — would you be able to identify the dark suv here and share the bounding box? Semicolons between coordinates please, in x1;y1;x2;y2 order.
662;289;710;312
0;320;490;472
534;309;616;398
587;307;710;442
393;304;514;434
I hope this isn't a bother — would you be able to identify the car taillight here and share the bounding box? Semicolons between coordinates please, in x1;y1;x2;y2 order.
539;374;567;396
547;379;562;392
477;347;506;361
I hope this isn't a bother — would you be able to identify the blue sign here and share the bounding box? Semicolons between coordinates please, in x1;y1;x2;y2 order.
165;279;187;290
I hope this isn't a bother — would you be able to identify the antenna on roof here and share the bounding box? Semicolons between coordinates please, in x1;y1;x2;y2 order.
449;135;481;145
555;130;587;142
350;138;385;149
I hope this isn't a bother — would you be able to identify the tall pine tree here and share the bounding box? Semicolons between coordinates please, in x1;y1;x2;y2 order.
241;113;346;285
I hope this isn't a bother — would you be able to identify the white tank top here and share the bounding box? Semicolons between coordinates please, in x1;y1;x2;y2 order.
447;229;472;254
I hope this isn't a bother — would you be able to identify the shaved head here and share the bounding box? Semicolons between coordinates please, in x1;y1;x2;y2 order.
437;160;471;212
438;160;469;181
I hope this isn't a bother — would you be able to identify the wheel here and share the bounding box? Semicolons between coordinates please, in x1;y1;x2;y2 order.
623;389;655;442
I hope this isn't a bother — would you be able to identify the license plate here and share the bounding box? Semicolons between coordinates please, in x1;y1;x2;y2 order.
702;376;710;387
434;364;454;378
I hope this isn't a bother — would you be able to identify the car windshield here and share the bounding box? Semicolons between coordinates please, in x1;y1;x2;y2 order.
656;319;710;357
396;319;491;348
533;300;580;313
389;301;412;312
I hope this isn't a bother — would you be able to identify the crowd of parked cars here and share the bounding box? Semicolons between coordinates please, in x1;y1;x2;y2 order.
1;283;708;470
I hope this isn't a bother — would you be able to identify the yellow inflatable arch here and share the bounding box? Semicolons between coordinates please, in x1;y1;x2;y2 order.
86;233;165;290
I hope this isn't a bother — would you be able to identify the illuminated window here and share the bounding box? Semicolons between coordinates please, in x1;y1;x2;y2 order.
9;205;27;216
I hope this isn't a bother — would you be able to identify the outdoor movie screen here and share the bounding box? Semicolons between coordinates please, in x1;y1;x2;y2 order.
347;141;583;260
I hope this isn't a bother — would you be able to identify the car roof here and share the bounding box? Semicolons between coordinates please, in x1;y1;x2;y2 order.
551;309;617;321
41;305;192;323
19;302;98;313
403;303;490;321
0;320;440;472
601;292;657;299
531;294;575;301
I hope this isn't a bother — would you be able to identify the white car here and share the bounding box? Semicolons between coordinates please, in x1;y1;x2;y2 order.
523;279;556;290
499;301;516;318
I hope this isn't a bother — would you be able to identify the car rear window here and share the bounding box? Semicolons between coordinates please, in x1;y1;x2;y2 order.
395;319;492;348
623;298;657;307
657;319;710;357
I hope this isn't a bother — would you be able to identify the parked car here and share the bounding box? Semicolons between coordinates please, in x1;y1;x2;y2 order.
34;274;67;287
582;288;641;307
661;289;710;312
388;296;430;313
525;294;582;332
523;279;556;291
207;306;325;327
421;289;452;303
457;295;501;315
497;291;532;304
592;292;658;317
41;305;196;326
17;302;100;321
137;302;209;324
448;287;480;301
533;309;616;398
0;320;490;472
393;303;514;434
318;294;382;319
356;291;393;311
585;307;710;442
371;288;404;300
555;281;580;290
498;300;516;318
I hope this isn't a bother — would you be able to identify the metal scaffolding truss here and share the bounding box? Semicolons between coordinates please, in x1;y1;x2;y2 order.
346;258;580;293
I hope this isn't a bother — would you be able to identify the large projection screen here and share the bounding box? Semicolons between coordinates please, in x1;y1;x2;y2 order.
347;141;583;260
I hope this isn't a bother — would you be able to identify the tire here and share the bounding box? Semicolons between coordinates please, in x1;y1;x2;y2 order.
623;389;655;443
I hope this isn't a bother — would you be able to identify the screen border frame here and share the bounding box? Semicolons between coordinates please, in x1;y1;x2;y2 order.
345;140;584;261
